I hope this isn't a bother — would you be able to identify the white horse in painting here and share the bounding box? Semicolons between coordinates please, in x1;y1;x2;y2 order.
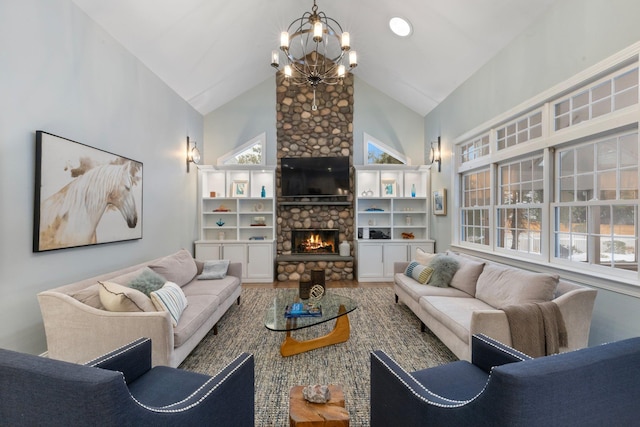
39;160;140;250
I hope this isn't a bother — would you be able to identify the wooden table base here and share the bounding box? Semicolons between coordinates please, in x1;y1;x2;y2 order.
289;385;349;427
281;305;350;357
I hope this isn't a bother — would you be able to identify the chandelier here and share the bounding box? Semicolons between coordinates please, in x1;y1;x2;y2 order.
271;0;357;110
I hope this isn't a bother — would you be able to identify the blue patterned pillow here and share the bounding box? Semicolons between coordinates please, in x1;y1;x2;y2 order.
404;261;435;284
150;282;188;327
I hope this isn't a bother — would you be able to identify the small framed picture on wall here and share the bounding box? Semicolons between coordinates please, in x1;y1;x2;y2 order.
432;189;447;215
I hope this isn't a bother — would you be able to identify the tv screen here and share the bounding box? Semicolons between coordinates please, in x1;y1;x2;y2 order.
281;156;350;197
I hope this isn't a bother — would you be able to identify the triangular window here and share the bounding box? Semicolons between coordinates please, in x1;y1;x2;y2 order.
364;133;408;165
219;133;265;165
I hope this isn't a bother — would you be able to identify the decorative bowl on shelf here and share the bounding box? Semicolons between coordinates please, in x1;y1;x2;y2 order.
216;219;225;227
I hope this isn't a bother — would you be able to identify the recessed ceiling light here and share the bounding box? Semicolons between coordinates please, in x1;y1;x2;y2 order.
389;17;412;37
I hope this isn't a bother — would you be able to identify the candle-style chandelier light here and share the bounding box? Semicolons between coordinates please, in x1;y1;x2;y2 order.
270;0;357;110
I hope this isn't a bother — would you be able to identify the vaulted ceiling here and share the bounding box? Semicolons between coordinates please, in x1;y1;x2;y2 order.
71;0;559;117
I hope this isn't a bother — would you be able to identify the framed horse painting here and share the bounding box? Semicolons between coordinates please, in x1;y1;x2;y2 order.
33;131;143;252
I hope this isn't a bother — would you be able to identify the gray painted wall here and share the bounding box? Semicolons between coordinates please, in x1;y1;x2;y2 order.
0;0;203;355
203;77;277;165
203;76;424;167
424;0;640;344
353;78;425;166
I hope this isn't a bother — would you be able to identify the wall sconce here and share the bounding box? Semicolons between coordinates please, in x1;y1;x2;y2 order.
186;136;201;172
430;136;441;172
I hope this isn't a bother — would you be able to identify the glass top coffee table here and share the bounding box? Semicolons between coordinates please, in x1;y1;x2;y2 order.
264;289;358;357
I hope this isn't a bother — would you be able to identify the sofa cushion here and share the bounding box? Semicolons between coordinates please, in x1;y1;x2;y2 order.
420;296;495;344
149;249;198;287
475;264;559;309
182;275;240;301
415;247;436;265
395;273;473;300
99;281;156;312
127;268;166;296
174;295;221;347
446;251;486;296
69;284;103;309
197;260;230;280
427;255;460;287
194;259;205;275
404;261;434;284
150;282;189;327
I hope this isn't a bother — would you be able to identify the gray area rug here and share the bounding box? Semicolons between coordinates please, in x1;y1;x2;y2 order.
180;287;457;426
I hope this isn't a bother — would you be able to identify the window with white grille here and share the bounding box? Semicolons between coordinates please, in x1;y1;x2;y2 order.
553;66;638;131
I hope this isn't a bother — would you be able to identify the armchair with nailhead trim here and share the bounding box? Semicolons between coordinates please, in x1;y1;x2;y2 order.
0;337;254;426
371;334;640;426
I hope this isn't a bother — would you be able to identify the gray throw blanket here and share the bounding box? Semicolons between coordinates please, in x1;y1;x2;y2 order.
502;301;568;358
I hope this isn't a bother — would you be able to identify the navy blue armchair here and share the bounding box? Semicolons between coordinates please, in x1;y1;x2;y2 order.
371;334;640;426
0;337;254;426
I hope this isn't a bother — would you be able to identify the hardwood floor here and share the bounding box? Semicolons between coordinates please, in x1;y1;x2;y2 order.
243;280;393;289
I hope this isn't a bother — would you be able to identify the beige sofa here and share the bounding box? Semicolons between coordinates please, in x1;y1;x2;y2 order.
38;249;241;367
394;250;597;361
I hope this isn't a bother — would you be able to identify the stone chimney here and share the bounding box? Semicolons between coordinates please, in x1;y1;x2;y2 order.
275;72;355;281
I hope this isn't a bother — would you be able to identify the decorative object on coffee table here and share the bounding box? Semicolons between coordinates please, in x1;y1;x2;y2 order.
310;268;326;301
302;384;331;403
289;384;349;427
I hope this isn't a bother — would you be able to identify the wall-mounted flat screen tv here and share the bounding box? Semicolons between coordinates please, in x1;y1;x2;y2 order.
281;156;350;197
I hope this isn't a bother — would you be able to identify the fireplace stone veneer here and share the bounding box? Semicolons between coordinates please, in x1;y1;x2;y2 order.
275;70;354;282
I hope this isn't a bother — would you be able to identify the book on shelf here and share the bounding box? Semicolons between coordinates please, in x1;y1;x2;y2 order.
285;302;322;318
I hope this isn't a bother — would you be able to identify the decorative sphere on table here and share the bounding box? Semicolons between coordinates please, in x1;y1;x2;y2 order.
309;284;325;301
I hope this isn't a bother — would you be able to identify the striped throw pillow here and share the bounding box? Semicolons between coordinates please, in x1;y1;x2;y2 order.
150;282;188;326
404;261;435;284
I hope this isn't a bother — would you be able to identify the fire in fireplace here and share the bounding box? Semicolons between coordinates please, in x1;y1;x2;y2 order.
292;229;339;254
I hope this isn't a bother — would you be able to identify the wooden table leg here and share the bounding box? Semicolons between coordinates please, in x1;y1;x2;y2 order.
281;305;350;357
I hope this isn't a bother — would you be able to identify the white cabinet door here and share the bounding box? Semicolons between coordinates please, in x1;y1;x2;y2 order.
221;243;245;261
357;243;384;280
383;243;410;277
247;243;273;281
195;243;221;260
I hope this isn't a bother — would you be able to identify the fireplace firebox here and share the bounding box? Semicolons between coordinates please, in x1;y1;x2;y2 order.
292;229;339;254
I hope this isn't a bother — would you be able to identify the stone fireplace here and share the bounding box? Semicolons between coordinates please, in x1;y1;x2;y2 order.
275;70;355;282
292;229;339;254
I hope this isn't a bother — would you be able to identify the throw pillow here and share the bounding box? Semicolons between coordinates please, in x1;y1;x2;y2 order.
475;264;559;309
98;281;156;312
127;267;166;296
150;282;189;327
197;260;230;280
149;249;198;287
404;261;435;284
446;251;485;296
415;247;437;265
194;259;205;275
427;255;460;288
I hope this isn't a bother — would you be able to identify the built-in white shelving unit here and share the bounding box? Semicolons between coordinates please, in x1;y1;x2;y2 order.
195;165;276;283
355;166;435;281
